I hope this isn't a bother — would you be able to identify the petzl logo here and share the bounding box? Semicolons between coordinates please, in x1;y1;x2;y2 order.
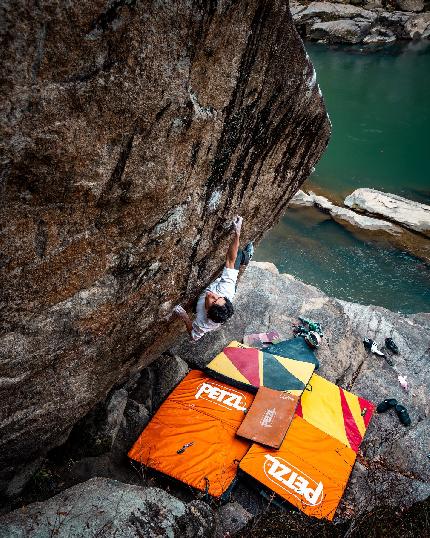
261;408;276;427
195;382;247;411
263;455;323;507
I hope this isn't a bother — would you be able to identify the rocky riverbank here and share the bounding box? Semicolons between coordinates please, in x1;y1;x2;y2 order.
291;1;430;43
1;262;428;536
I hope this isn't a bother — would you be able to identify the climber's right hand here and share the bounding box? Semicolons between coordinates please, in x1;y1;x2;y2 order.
233;215;243;235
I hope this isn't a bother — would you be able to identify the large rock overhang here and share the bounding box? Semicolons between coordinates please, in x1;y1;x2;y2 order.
0;0;330;489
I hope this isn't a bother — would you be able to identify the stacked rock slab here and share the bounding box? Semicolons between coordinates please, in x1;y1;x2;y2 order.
0;1;330;492
344;188;430;237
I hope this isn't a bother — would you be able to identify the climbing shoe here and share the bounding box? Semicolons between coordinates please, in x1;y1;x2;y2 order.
395;404;411;426
383;353;394;367
244;241;254;262
376;398;398;413
385;338;399;354
363;338;373;351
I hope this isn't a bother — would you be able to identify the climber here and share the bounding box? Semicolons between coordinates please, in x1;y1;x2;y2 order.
173;215;253;341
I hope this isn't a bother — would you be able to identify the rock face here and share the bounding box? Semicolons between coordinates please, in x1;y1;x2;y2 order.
173;262;430;517
0;478;215;537
345;188;430;237
0;1;330;491
291;0;430;43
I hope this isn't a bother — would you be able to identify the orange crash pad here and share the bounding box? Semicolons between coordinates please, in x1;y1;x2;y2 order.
128;370;254;498
240;416;356;520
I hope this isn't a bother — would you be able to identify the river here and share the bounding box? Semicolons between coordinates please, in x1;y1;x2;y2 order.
255;42;430;314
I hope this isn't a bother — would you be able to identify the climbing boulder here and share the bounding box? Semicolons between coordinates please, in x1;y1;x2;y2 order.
0;0;330;492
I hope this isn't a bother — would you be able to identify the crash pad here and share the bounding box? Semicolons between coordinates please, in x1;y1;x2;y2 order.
296;374;375;452
128;370;254;498
237;387;299;448
206;341;315;395
239;415;356;520
265;337;319;369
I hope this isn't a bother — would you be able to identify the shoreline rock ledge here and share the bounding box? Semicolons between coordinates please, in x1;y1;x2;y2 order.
290;189;430;263
345;188;430;237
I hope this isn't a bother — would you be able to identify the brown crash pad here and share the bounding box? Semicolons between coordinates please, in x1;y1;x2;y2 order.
237;387;299;448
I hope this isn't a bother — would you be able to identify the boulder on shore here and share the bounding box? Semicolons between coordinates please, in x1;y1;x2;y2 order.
309;19;372;43
345;188;430;237
173;262;430;518
290;190;400;232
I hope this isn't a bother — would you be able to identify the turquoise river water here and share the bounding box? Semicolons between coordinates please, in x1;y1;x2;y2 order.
255;42;430;313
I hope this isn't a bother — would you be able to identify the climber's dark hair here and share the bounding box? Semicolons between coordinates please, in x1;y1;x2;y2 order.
207;298;234;324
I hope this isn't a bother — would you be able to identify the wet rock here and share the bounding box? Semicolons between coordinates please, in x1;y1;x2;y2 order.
214;502;253;538
363;25;397;43
0;478;216;537
405;12;430;38
345;188;430;237
0;0;330;492
309;19;371;43
172;262;430;516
